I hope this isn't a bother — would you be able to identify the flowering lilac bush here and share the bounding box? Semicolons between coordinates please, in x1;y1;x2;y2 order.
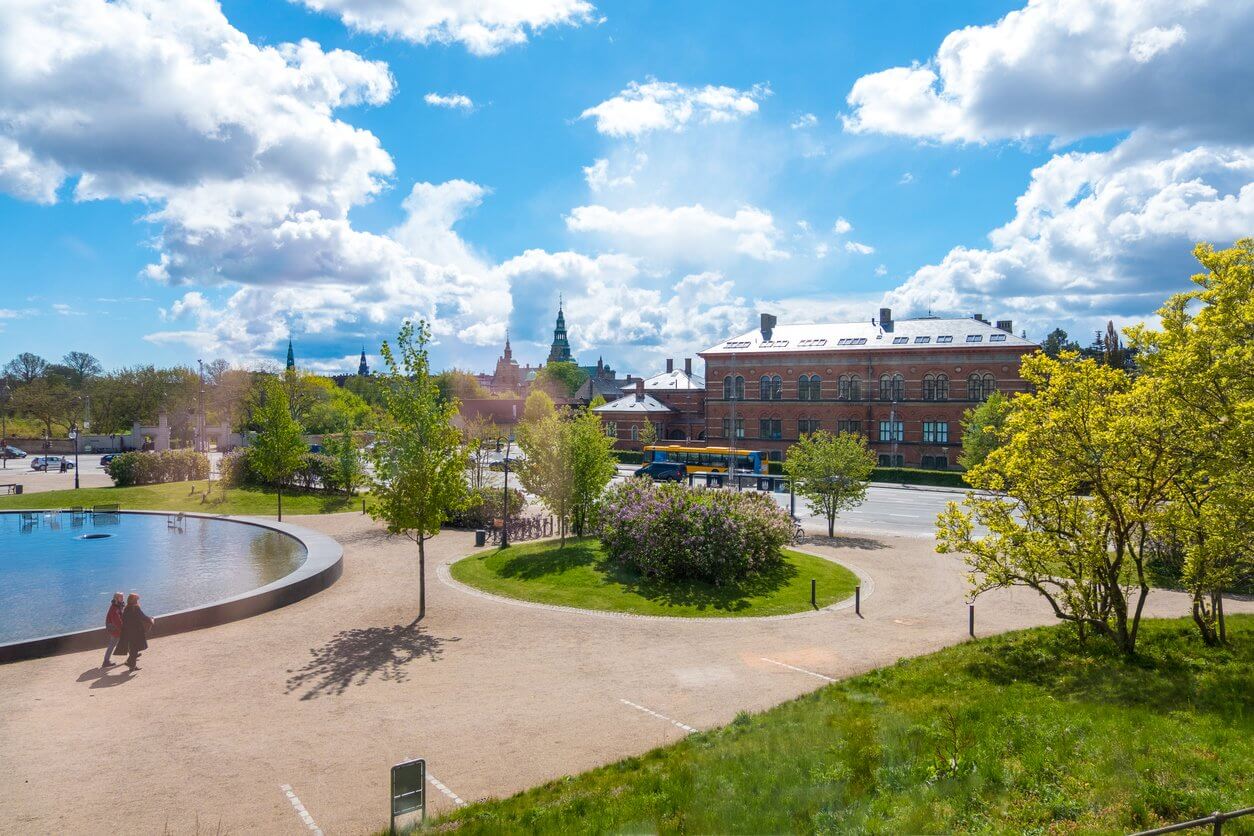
597;478;793;584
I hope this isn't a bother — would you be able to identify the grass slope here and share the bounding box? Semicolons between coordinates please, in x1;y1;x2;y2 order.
450;538;859;617
0;480;361;516
432;617;1253;834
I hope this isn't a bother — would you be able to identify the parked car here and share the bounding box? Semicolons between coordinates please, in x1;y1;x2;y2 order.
308;444;324;454
634;461;687;482
100;453;119;466
31;456;74;471
488;456;522;472
1;445;26;459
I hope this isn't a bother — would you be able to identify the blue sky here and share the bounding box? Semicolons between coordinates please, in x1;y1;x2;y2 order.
2;0;1251;376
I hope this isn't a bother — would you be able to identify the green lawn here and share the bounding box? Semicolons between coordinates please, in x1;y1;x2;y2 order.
428;617;1254;834
450;538;859;617
0;480;362;516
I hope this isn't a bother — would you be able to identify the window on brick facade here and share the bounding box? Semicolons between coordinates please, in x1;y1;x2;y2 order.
922;421;949;444
604;421;617;438
759;374;782;400
721;374;744;400
838;374;861;400
759;418;782;440
921;455;949;469
878;453;904;467
967;373;997;401
878;420;904;442
630;425;638;441
879;373;905;401
797;374;822;401
922;373;949;401
837;419;862;435
798;418;821;436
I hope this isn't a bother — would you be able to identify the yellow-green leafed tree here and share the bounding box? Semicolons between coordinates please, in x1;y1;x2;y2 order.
515;403;574;545
368;321;469;621
937;352;1178;655
568;406;617;537
1128;240;1254;644
783;430;876;537
249;379;306;522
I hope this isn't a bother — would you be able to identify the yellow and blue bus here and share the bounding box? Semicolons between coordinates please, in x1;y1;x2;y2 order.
643;445;765;474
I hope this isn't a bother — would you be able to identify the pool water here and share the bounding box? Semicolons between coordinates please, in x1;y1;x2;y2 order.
0;512;307;644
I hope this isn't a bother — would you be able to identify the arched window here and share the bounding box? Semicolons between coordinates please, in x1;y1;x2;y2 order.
880;373;904;401
798;374;821;401
758;375;782;400
923;373;949;401
760;375;772;400
936;373;949;401
810;375;823;400
849;375;861;400
968;373;996;401
839;374;858;400
772;374;782;400
723;375;734;400
923;374;936;401
734;375;745;400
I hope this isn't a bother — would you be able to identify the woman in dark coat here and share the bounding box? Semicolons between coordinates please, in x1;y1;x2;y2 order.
115;592;155;671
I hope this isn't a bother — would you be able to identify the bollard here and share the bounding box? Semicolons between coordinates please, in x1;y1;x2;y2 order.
362;498;367;515
811;578;817;608
969;603;975;637
855;584;861;616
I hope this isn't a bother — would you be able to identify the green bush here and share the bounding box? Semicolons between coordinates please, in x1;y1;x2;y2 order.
291;452;339;492
766;460;784;475
597;479;793;584
447;486;527;529
870;466;969;488
613;450;642;465
106;450;209;487
218;449;252;487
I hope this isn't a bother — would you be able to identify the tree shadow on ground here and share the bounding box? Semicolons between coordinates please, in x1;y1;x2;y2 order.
600;558;799;613
493;540;600;581
284;618;458;700
800;534;888;551
962;619;1250;718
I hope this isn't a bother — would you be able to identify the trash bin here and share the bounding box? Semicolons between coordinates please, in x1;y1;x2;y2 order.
474;529;486;547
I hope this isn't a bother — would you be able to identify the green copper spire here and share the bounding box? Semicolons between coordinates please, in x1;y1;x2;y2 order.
547;298;573;364
285;339;295;371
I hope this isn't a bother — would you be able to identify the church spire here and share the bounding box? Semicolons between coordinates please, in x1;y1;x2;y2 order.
547;300;573;365
285;339;295;371
357;346;369;376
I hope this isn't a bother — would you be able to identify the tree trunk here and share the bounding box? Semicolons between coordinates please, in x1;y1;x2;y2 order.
827;509;836;538
1217;591;1226;644
277;484;283;522
418;534;426;621
1192;590;1219;646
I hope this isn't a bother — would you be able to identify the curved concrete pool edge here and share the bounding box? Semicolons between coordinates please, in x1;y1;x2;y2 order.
0;510;343;664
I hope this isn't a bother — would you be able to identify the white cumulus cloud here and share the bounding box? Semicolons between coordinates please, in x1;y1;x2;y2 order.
297;0;598;56
844;241;875;255
424;92;475;109
566;203;789;262
580;80;770;138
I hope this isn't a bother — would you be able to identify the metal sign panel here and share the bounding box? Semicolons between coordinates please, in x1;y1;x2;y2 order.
390;757;426;831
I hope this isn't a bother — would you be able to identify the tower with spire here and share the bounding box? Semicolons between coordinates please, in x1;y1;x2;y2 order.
546;298;574;365
285;339;296;371
357;347;369;376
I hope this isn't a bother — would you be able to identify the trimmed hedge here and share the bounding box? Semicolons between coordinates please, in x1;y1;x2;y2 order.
613;450;643;465
598;479;793;585
870;466;969;488
218;448;352;493
106;450;209;487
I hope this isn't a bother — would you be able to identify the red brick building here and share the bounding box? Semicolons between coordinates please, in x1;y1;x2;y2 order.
593;359;706;450
698;308;1038;469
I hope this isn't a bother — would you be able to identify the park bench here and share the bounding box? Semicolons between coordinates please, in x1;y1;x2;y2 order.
92;503;120;515
0;483;21;495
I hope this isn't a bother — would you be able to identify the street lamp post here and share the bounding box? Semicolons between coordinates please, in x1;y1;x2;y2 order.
495;435;514;547
69;423;80;489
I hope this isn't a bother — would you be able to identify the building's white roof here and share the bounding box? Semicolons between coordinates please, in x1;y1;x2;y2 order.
701;316;1037;355
592;393;674;414
620;369;706;392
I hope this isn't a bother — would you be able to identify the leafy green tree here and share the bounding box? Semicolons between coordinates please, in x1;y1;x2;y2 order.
522;388;557;423
516;406;574;545
533;361;588;398
10;378;76;437
1040;328;1080;358
568;406;617;536
937;353;1175;655
61;352;102;388
434;369;489;403
368;321;469;620
3;352;48;384
957;390;1010;471
637;418;659;448
323;420;364;495
250;379;306;521
782;430;876;537
1128;240;1254;644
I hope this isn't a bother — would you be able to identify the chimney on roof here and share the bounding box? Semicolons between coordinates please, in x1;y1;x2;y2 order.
996;319;1013;333
635;379;645;401
879;307;893;332
760;312;777;341
666;358;674;373
684;357;692;376
974;313;987;323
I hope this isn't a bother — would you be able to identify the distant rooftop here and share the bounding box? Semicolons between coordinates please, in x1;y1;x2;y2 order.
592;393;674;414
702;310;1036;355
621;368;705;392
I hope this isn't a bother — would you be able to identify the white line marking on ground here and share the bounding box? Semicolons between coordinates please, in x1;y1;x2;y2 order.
279;784;324;835
428;773;467;807
619;698;699;733
887;513;917;518
760;657;837;682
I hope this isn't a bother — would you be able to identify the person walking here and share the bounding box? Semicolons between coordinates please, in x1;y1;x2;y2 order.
115;592;155;671
101;592;125;668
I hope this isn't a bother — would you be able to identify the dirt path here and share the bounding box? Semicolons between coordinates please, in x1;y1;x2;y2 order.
0;513;1244;835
